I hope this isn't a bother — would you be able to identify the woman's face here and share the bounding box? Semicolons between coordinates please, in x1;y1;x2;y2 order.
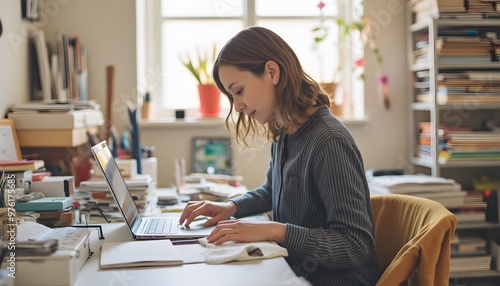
218;62;279;125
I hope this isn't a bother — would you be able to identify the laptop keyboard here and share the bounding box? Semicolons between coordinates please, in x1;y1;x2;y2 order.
144;218;178;234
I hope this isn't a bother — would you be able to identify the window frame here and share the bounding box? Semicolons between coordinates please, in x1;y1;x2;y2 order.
138;0;364;119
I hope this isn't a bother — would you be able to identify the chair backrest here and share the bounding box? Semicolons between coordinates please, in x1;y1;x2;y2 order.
371;194;457;286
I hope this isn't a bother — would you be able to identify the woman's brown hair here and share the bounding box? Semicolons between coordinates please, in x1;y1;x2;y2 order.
213;26;330;147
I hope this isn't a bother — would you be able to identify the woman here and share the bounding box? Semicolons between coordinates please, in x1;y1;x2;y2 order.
179;26;380;285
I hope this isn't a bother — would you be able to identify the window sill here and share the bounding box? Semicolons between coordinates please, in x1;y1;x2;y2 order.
140;115;368;129
140;116;226;129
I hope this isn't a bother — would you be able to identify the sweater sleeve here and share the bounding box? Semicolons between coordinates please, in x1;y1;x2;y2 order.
283;138;376;270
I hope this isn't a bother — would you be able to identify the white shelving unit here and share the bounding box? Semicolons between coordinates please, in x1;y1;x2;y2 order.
407;10;500;286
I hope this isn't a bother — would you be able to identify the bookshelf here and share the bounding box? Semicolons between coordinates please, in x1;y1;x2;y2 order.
407;3;500;286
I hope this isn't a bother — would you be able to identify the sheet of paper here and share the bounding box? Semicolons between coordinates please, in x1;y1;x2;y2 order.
100;239;183;269
16;221;52;241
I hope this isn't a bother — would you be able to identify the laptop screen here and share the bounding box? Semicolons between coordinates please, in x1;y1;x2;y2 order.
91;141;139;228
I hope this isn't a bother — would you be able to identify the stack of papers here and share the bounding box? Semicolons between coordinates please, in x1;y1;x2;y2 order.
367;173;467;208
368;174;461;194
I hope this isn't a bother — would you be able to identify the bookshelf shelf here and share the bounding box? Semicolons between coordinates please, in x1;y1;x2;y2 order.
412;102;500;111
456;222;500;230
411;156;500;169
411;19;500;32
450;270;500;279
438;62;500;70
438;19;500;27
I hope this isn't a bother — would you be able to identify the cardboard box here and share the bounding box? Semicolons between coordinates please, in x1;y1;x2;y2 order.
30;176;75;197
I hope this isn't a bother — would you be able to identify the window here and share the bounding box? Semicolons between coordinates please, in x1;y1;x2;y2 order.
137;0;364;118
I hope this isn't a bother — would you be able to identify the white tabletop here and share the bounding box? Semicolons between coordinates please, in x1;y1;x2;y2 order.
74;222;305;286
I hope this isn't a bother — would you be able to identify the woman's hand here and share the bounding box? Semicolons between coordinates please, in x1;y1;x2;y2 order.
179;200;237;227
207;220;286;245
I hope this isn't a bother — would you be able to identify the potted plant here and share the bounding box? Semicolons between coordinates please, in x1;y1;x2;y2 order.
180;44;221;117
312;1;388;115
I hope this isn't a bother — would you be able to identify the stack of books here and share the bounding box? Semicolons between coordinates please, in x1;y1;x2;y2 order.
416;72;500;105
0;159;46;205
412;28;494;69
438;131;500;163
14;197;75;227
8;101;104;148
450;254;492;273
451;233;488;257
409;0;467;23
76;174;157;222
409;0;498;23
436;33;492;64
450;191;488;223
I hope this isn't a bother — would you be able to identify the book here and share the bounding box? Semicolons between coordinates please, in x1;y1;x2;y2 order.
100;240;183;269
450;255;492;272
14;197;73;212
8;109;104;130
16;126;98;147
33;30;52;100
10;100;100;112
0;160;45;171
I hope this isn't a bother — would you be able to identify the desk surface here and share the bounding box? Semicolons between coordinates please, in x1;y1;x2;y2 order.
74;222;305;286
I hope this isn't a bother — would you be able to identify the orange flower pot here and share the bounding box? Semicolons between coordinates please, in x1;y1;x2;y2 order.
198;84;221;117
320;82;343;117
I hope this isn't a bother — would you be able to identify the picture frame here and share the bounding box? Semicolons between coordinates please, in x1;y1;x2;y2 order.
0;119;22;161
192;137;232;175
22;0;40;21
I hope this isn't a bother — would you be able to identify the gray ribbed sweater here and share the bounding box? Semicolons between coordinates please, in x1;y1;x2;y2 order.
230;105;380;285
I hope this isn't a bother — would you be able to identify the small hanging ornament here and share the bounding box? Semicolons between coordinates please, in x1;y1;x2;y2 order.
379;74;390;109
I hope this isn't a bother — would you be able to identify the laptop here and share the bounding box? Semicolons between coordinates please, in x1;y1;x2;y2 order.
90;141;215;239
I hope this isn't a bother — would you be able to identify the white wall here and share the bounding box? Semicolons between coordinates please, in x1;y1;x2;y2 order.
0;0;409;190
40;0;137;134
0;1;32;116
356;0;410;173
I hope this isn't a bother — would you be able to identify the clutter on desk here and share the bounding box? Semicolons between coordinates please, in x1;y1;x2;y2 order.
76;172;157;222
156;187;180;205
8;190;76;227
8;99;103;187
175;157;247;201
180;181;248;201
14;220;91;286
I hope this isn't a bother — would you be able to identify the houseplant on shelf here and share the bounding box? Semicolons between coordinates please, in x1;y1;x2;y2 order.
312;1;389;115
180;44;221;117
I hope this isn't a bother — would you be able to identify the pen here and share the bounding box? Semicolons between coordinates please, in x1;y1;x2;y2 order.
171;239;200;245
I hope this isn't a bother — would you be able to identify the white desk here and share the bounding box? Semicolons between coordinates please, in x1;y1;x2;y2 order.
74;222;305;286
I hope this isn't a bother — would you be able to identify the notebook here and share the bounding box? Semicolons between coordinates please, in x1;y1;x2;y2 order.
90;141;215;239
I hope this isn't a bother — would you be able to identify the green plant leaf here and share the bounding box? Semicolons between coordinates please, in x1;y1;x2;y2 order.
180;43;218;86
180;54;202;85
314;36;326;43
